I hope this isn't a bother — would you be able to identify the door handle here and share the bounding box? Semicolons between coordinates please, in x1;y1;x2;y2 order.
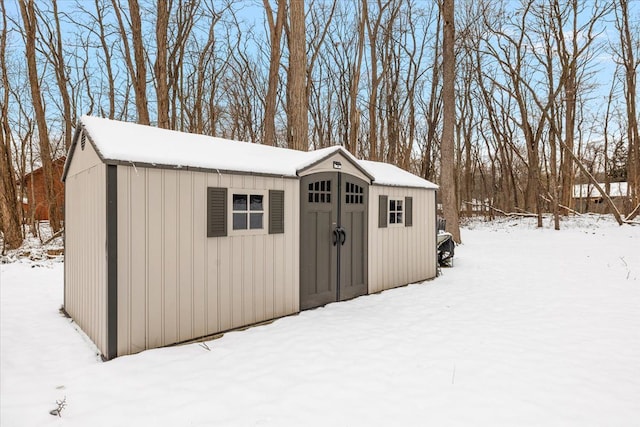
339;228;347;246
332;228;339;246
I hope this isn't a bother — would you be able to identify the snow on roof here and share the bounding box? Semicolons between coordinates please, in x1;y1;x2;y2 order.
573;182;628;198
359;160;438;189
77;115;437;189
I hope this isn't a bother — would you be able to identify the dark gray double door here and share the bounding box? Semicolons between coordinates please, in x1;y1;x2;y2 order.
300;172;368;310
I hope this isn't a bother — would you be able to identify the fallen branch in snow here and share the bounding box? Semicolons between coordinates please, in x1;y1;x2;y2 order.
42;228;64;246
463;202;537;218
627;203;640;222
540;195;582;216
49;396;67;417
620;257;631;280
199;342;211;351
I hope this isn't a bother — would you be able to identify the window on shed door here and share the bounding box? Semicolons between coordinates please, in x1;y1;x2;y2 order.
308;180;331;203
232;193;264;230
389;198;403;225
345;182;364;204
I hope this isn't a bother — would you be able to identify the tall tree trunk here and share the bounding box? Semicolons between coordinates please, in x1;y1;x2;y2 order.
18;0;61;233
617;0;639;213
50;0;73;150
155;0;170;128
112;0;150;125
0;0;23;249
263;0;286;146
348;0;366;155
441;0;460;242
94;0;116;119
560;61;576;213
286;0;308;151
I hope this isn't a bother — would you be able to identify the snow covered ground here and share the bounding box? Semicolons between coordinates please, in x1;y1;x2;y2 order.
1;215;639;426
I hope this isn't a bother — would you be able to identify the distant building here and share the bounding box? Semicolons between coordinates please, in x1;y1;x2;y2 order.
21;157;65;221
572;182;628;214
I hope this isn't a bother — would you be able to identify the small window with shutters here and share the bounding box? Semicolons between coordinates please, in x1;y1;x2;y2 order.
388;198;404;226
379;194;413;228
207;188;285;237
229;190;267;235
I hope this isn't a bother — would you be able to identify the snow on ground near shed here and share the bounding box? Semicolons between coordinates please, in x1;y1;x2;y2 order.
1;215;639;426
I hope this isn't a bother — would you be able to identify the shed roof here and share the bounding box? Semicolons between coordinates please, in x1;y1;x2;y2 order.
65;115;438;189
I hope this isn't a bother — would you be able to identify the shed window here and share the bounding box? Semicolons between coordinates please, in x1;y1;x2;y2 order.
308;180;331;203
389;198;403;225
345;182;364;204
233;193;264;230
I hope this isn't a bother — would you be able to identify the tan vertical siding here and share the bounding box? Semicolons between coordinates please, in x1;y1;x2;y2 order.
117;167;299;356
64;159;108;355
367;186;437;294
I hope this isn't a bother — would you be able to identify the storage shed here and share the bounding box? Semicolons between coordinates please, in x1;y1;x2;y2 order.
63;115;438;359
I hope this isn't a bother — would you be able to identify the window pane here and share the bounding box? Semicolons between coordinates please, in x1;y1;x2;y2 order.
397;213;403;223
308;192;313;203
314;193;319;203
249;213;263;229
326;194;331;203
314;182;320;191
308;183;313;191
326;180;331;191
397;200;403;211
233;213;247;229
250;194;263;211
390;200;396;211
233;194;247;211
320;181;325;191
390;213;396;224
320;193;325;203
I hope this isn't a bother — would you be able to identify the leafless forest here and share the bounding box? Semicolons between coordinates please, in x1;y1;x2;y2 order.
1;0;638;249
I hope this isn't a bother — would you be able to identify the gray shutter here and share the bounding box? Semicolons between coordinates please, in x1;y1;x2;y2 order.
269;190;284;234
207;187;227;237
405;196;413;227
378;195;388;228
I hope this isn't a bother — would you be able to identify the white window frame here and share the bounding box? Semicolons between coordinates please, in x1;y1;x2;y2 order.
228;189;268;236
388;197;404;227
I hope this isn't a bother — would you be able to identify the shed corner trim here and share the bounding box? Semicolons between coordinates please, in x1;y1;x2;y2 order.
105;164;118;360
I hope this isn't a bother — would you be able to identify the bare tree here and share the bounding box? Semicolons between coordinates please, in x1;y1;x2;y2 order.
286;0;308;150
263;0;286;146
348;0;366;154
0;0;23;249
111;0;150;124
18;0;62;233
34;0;74;150
441;0;460;242
613;0;639;217
155;0;170;128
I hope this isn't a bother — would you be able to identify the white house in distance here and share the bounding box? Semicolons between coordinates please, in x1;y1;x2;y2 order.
62;115;438;359
572;182;629;214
